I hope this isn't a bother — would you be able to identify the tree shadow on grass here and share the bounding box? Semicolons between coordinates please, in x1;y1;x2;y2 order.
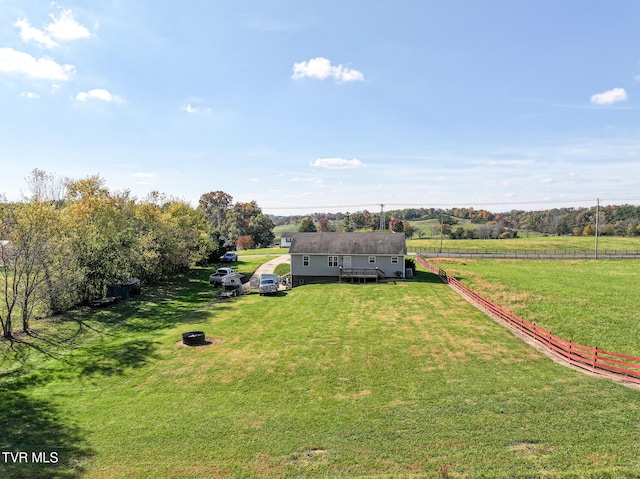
410;270;447;284
0;387;94;479
0;269;230;478
76;338;160;377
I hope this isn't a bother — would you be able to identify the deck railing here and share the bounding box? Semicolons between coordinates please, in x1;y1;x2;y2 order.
339;267;384;281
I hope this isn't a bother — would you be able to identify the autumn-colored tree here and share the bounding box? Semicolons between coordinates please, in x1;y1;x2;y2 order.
0;200;63;337
236;235;254;250
389;218;404;232
317;217;332;232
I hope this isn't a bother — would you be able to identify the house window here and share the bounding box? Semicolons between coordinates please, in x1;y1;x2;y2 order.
328;256;338;267
368;256;376;264
391;256;399;264
302;255;310;267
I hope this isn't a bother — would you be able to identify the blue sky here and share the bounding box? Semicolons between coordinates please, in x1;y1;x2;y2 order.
1;1;639;215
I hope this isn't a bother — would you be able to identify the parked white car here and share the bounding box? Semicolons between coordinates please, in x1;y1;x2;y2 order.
259;274;279;296
209;267;235;285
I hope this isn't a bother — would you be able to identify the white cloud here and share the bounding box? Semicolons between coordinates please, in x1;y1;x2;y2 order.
180;104;211;114
292;57;364;83
14;18;58;48
182;104;198;113
76;88;122;103
290;177;323;183
0;47;74;80
310;157;363;169
14;9;90;49
20;91;40;99
46;9;91;41
590;87;627;105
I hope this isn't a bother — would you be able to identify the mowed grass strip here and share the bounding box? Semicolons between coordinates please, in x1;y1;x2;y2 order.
431;258;640;357
3;269;640;478
408;235;640;252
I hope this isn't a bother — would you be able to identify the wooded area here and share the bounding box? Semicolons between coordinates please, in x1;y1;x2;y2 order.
0;171;274;340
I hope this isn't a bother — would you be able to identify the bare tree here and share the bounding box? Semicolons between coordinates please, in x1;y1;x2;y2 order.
23;168;66;203
0;238;18;339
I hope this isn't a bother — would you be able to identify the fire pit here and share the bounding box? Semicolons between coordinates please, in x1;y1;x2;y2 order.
181;331;206;346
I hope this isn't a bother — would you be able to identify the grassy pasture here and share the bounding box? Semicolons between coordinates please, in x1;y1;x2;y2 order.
2;263;640;478
408;235;640;252
428;258;640;357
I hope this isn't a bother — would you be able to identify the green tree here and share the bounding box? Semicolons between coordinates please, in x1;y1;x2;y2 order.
298;217;317;232
249;213;275;247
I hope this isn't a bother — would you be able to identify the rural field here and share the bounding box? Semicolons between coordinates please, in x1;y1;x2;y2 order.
425;258;640;357
1;260;640;478
407;235;640;252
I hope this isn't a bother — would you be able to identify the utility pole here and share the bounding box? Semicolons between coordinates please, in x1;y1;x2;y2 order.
439;216;444;253
594;198;600;259
380;204;385;231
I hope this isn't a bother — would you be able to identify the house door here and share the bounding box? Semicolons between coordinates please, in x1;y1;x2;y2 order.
342;256;351;269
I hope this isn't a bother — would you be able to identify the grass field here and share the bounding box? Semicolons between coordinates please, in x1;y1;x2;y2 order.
273;221;640;252
2;262;640;478
407;235;640;252
427;258;640;357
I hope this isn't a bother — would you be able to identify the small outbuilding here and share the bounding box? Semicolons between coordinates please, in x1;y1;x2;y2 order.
279;232;297;248
289;232;407;286
106;278;141;299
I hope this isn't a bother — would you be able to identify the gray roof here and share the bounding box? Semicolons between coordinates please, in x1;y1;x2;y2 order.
289;232;406;255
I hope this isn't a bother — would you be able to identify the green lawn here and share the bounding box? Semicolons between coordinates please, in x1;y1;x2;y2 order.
427;258;640;357
1;266;640;478
237;247;289;256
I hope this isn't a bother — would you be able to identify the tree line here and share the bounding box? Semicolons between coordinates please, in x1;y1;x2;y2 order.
0;171;273;340
273;203;640;238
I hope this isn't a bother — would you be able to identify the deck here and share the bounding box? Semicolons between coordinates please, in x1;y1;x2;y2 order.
339;267;385;283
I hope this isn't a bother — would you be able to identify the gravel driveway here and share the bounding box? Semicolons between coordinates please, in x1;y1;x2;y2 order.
244;254;290;293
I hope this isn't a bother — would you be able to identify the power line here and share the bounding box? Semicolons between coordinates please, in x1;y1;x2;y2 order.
262;197;640;212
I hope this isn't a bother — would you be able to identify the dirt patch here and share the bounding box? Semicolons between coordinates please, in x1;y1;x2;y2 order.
335;389;371;400
509;441;554;460
288;448;329;465
175;337;219;347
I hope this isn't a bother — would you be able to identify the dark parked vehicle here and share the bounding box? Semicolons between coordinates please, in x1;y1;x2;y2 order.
220;251;238;262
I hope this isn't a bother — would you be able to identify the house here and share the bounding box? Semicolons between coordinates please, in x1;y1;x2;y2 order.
280;232;316;247
280;232;297;248
289;232;407;286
